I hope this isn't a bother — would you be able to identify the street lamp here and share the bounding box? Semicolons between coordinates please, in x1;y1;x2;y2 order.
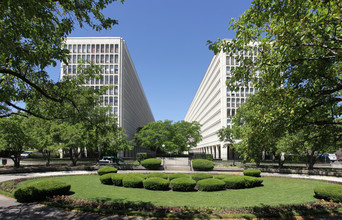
162;144;165;166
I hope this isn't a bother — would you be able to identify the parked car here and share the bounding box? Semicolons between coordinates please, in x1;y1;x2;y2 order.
99;156;124;164
318;153;337;163
20;151;34;158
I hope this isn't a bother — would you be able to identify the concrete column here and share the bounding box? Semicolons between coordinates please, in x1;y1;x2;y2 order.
221;144;228;160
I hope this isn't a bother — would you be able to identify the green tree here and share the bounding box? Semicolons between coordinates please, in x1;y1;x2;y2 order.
1;0;124;118
0;116;30;167
172;121;202;154
25;116;62;166
210;0;342;169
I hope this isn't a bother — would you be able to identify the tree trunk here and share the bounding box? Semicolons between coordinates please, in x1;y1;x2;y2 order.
307;154;316;170
70;148;78;166
46;151;51;166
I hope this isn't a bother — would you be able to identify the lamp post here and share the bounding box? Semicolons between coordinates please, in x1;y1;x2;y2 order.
162;144;165;166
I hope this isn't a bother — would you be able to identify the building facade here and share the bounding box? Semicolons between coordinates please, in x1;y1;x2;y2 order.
60;37;154;157
184;39;258;160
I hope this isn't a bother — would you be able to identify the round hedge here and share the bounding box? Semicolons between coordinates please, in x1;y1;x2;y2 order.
170;177;196;192
243;169;261;177
192;159;214;171
147;173;168;179
122;175;144;188
97;166;118;176
214;174;231;180
99;173;115;185
141;158;162;170
14;180;71;203
222;175;263;189
125;173;147;179
192;173;213;182
168;173;189;181
244;176;263;188
197;178;226;192
111;173;127;186
143;177;170;191
314;185;342;203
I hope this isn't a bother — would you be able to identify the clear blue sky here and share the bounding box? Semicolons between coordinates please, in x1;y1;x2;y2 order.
48;0;253;122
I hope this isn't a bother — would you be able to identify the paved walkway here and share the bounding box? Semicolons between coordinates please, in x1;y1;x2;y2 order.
1;170;342;219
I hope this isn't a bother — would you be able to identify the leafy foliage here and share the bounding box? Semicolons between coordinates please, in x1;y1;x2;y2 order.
170;177;196;192
191;173;213;182
97;166;118;176
196;179;225;192
143;177;170;191
243;169;261;177
192;159;214;171
213;0;342;169
122;175;144;188
141;158;162;170
314;185;342;203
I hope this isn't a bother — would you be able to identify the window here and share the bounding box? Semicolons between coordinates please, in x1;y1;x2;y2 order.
109;97;113;105
226;56;230;65
82;45;86;53
231;57;235;66
109;87;114;95
109;75;113;84
232;109;235;116
105;97;108;106
110;65;114;73
100;76;104;84
105;65;109;74
73;55;76;63
73;45;76;53
91;55;95;63
101;55;104;63
114;107;118;114
78;45;81;53
92;45;95;53
87;55;90;62
96;55;99;63
114;97;118;106
114;76;118;84
115;55;118;63
105;44;109;53
110;55;113;63
101;44;104;53
68;66;72;74
105;76;108;84
72;65;77;74
110;44;114;53
115;65;118;74
114;86;118;95
226;67;230;74
250;88;253;93
87;44;90;53
96;44;100;53
105;55;109;63
68;45;72;51
115;44;119;53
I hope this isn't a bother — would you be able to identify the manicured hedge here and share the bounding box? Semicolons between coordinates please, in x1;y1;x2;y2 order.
314;185;342;203
122;175;144;188
243;169;261;177
197;178;225;192
143;177;169;190
136;153;147;164
147;173;168;179
170;177;196;192
168;173;189;181
192;159;214;171
97;166;118;176
141;158;162;170
111;173;127;186
99;173;115;185
222;175;263;189
191;173;213;182
14;180;71;203
214;174;231;180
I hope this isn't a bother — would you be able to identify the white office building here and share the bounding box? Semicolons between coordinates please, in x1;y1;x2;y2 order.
60;37;154;157
184;39;258;160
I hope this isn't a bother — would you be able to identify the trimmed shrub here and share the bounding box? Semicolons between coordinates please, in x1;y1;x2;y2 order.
99;173;115;185
111;173;127;186
141;158;162;170
143;177;169;191
136;153;147;164
193;154;213;161
214;174;231;180
170;177;196;192
168;173;189;181
14;180;71;203
97;166;118;176
314;185;342;203
244;176;263;188
192;159;214;171
197;178;225;192
191;173;213;182
122;175;144;188
147;173;168;179
243;169;261;177
222;175;247;189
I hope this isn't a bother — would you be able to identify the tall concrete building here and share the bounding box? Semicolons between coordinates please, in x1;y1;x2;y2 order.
60;37;154;157
184;39;258;160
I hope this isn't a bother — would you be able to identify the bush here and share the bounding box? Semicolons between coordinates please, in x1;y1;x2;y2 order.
197;178;225;192
99;173;115;185
147;173;168;179
141;158;162;170
143;177;169;191
244;176;263;188
314;185;342;203
214;174;231;180
193;154;213;161
170;178;196;192
191;173;213;182
14;180;70;203
122;175;144;188
136;153;147;164
243;169;261;177
168;173;189;181
192;159;214;171
222;175;263;189
97;166;118;176
111;173;126;186
222;175;247;189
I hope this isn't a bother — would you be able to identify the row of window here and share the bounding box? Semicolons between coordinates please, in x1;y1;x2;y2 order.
99;96;118;106
85;75;119;85
65;44;119;54
85;86;118;95
68;54;119;64
226;56;257;66
63;65;119;75
227;109;236;117
227;87;257;94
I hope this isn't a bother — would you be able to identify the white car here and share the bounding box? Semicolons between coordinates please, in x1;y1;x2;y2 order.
328;154;337;162
20;151;34;158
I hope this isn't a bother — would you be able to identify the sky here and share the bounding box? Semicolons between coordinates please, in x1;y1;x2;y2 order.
48;0;253;122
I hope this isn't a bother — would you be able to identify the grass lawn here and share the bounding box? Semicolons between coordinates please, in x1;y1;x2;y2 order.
17;174;335;208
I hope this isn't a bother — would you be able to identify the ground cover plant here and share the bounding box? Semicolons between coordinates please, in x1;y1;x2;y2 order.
4;174;342;218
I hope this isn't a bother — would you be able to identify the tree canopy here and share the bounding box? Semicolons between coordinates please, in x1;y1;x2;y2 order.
211;0;342;168
0;0;124;118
